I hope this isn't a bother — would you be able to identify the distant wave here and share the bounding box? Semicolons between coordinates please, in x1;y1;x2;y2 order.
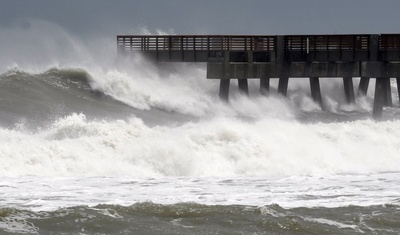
2;65;399;131
0;68;187;129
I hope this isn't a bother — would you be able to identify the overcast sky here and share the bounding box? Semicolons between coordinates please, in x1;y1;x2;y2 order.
2;0;400;39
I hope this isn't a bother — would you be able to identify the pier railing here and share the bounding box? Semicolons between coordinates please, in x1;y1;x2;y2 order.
118;34;400;62
283;35;370;51
117;35;276;52
117;35;379;52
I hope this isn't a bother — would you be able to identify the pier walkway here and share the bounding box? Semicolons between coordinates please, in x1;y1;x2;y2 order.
117;34;400;118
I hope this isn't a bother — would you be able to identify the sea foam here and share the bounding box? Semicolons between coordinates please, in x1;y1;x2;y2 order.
1;113;399;178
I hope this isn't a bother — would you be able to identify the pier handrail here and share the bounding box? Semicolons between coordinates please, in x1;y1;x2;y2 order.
380;34;400;50
117;35;276;52
284;35;370;51
117;34;400;53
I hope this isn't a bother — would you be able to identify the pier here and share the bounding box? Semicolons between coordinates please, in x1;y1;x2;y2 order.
117;34;400;119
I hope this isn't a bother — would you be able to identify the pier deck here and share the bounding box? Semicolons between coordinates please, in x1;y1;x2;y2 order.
117;34;400;118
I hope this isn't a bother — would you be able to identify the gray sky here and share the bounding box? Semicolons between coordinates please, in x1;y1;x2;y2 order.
2;0;400;39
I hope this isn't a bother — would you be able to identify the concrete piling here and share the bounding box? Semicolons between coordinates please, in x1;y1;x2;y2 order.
219;79;230;102
309;77;323;109
343;77;355;104
278;76;289;97
397;78;400;105
357;77;370;97
383;78;392;107
238;79;249;95
373;78;385;119
260;77;270;96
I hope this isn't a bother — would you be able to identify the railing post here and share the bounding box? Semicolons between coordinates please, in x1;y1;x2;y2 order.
207;36;210;52
326;35;329;60
339;35;342;59
352;36;356;59
369;34;379;61
276;36;284;63
313;36;316;60
168;36;172;60
117;36;124;56
398;35;400;60
193;36;196;61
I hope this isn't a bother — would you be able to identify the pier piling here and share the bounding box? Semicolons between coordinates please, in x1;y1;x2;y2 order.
260;77;270;96
357;77;370;97
397;78;400;105
278;77;289;97
383;78;392;107
310;77;323;109
238;79;249;95
343;77;355;104
373;78;385;119
219;79;230;102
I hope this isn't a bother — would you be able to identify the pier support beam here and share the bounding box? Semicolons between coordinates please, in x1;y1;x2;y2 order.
397;78;400;106
310;77;323;109
383;78;392;107
357;77;370;97
260;77;270;96
238;79;249;95
278;76;289;97
373;78;385;119
343;77;355;104
219;79;230;102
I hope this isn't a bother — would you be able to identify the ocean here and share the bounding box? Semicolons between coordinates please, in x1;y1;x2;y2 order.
1;29;400;234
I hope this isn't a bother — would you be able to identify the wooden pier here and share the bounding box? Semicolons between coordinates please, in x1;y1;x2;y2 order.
117;34;400;119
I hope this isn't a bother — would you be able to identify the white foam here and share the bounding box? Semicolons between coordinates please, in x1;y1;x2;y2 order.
89;62;219;117
1;113;400;178
1;172;400;211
